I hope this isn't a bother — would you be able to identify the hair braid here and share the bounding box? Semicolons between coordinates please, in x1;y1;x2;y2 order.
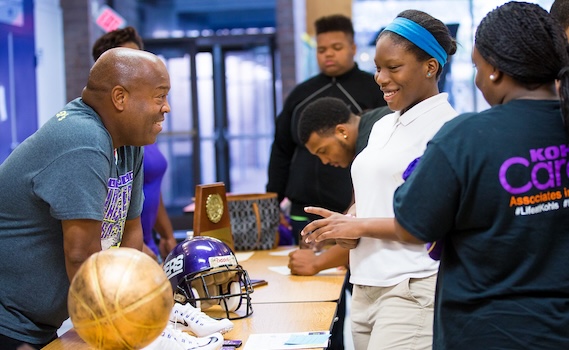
559;68;569;133
550;0;569;32
476;1;569;133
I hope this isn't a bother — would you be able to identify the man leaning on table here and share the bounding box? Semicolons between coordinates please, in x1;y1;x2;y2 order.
0;48;171;350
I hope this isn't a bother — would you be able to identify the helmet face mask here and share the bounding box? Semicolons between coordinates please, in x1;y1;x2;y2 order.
164;237;254;320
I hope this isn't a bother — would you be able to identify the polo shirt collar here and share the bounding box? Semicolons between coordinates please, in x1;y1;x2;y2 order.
395;93;450;126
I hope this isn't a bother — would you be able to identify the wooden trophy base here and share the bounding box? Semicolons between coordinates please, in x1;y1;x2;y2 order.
193;182;235;251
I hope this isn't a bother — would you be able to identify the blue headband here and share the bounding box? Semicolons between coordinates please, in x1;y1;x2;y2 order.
383;17;447;68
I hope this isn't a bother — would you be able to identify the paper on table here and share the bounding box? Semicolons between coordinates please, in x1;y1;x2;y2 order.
268;266;344;276
270;248;327;257
315;267;345;276
243;331;330;350
267;266;291;275
235;251;254;262
268;248;297;256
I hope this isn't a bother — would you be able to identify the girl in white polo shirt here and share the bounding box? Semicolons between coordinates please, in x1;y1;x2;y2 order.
301;9;457;350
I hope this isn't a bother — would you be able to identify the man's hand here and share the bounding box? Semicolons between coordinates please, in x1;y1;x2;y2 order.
159;236;178;260
288;244;350;276
142;243;159;262
288;249;320;276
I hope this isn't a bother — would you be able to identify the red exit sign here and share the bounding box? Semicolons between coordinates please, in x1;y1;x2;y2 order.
96;5;126;32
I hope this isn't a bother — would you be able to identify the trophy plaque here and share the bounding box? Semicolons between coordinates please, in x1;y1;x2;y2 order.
193;182;235;250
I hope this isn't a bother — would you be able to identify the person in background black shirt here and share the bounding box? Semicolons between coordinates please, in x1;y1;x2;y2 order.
266;14;385;246
266;15;385;350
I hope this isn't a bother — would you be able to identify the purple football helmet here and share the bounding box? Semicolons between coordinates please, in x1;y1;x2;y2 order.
163;236;254;319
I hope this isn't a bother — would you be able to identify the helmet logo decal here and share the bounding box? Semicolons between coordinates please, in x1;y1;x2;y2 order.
163;254;184;279
206;194;224;223
209;255;237;268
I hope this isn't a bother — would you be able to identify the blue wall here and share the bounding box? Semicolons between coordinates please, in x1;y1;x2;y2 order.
0;0;37;163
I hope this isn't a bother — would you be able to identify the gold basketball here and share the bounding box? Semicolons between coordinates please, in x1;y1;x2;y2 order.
68;248;173;349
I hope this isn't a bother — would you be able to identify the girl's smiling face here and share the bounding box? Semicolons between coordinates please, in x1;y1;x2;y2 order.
374;33;437;114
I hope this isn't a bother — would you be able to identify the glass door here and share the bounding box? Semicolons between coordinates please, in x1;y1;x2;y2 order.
144;33;279;214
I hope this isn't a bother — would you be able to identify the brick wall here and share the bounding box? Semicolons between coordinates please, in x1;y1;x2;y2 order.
60;0;140;101
61;0;91;102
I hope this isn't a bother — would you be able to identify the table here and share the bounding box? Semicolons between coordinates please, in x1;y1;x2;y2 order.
192;302;339;347
42;302;338;350
238;247;346;304
43;246;346;350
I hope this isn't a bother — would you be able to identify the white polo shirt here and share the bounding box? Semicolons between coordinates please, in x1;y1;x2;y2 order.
350;93;457;287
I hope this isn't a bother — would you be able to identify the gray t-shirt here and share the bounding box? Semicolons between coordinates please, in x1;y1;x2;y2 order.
0;98;143;344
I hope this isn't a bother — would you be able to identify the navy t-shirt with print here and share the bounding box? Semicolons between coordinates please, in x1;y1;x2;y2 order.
394;99;569;349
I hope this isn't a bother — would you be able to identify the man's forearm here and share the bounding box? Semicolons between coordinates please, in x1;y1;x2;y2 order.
120;218;144;250
315;244;350;271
